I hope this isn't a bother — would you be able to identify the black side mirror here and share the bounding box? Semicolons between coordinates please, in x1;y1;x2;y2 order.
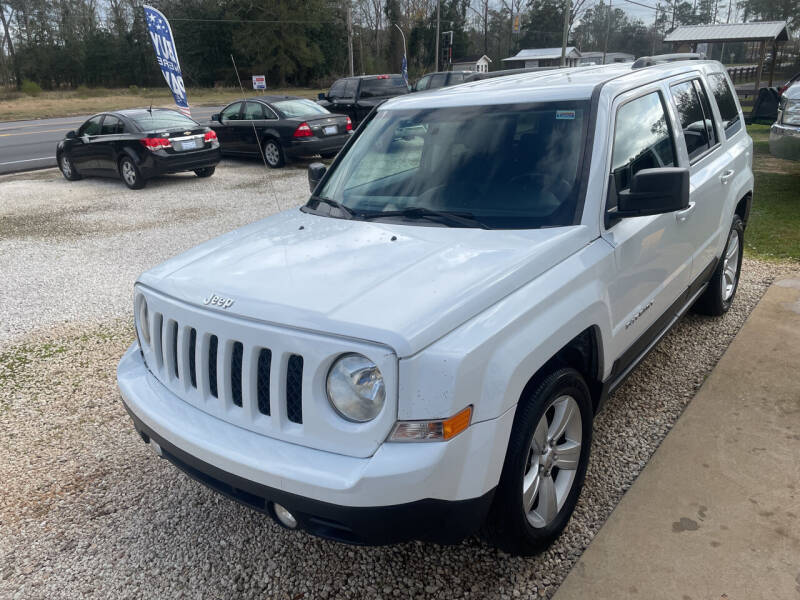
613;167;690;219
308;162;327;193
66;130;77;139
211;113;220;122
317;92;326;101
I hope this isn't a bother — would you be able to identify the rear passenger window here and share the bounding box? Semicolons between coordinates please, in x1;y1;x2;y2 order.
670;80;717;161
243;102;265;120
101;116;123;135
708;73;742;137
611;91;676;195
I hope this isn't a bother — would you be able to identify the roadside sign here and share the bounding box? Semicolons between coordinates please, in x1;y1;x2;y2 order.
252;75;266;90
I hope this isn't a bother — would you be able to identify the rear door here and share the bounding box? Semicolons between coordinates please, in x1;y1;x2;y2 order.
96;115;124;172
667;75;728;281
602;87;694;365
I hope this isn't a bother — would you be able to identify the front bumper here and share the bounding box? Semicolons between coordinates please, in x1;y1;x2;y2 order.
117;344;514;545
284;134;350;158
769;122;800;161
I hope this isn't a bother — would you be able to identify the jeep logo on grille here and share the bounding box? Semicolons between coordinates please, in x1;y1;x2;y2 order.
203;293;235;309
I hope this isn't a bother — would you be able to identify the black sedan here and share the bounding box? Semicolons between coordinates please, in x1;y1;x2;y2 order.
57;109;221;189
208;96;352;168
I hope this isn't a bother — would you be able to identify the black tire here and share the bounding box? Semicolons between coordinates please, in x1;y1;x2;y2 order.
481;367;593;556
119;156;146;189
693;215;744;316
320;151;338;159
194;166;216;178
58;153;82;181
262;138;285;168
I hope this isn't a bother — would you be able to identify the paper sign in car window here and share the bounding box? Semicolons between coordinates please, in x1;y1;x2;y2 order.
556;110;576;120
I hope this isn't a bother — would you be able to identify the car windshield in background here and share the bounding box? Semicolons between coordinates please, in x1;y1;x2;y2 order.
274;99;330;118
315;101;590;229
359;77;409;98
131;111;198;131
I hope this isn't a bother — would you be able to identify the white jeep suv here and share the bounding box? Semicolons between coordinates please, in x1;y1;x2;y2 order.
118;56;752;555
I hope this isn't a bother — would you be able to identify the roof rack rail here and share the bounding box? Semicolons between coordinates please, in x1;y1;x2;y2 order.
631;53;705;69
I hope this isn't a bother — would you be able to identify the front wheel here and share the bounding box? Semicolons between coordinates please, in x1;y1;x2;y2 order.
59;154;82;181
194;166;216;178
119;156;146;189
262;139;285;168
693;215;744;316
481;368;593;556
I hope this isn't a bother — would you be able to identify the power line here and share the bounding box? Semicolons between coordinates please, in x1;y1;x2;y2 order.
169;18;341;24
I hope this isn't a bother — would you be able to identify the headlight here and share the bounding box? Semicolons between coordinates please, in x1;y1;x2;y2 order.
135;295;151;347
783;99;800;126
326;353;385;422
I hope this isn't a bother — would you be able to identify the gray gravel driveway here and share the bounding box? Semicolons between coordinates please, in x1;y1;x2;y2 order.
0;164;794;599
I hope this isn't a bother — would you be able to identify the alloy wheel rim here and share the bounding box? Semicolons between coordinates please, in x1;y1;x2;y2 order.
265;142;279;166
122;161;136;185
721;229;740;302
522;395;582;529
61;156;71;177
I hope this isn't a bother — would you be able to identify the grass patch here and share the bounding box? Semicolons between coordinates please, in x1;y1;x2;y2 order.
745;123;800;262
0;86;326;121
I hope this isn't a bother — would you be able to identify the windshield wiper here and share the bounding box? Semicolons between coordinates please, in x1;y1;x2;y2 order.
307;195;357;219
360;207;490;230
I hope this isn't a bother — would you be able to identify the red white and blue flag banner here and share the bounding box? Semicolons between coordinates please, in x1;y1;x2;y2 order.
143;5;190;116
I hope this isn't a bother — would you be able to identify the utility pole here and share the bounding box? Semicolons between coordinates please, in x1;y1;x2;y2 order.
602;0;612;65
346;2;354;76
651;2;659;55
435;0;441;72
560;0;571;67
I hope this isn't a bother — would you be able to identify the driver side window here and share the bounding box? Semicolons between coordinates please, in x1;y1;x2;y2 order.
221;102;243;121
80;116;103;136
610;91;676;200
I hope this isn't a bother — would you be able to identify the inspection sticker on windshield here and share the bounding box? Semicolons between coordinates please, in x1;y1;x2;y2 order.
556;110;576;120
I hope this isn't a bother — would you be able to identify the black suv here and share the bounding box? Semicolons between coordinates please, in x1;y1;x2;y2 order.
317;74;409;126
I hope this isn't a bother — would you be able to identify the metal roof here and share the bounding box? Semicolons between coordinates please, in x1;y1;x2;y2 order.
502;47;581;61
664;21;789;43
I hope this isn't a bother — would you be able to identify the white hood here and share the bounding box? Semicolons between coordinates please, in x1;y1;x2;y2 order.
139;209;594;356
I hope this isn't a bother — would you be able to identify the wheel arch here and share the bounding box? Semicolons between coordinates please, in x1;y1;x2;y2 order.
735;191;752;229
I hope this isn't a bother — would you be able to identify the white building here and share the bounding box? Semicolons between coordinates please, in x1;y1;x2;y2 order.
451;55;492;73
578;51;636;65
502;47;581;68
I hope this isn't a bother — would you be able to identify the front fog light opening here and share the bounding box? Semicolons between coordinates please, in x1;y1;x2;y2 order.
272;503;298;529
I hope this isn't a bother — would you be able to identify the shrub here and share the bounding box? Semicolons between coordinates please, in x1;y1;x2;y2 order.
75;84;91;98
128;84;139;94
21;80;42;97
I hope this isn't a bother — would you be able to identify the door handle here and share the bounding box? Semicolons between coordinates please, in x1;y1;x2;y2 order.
676;201;696;223
719;169;735;184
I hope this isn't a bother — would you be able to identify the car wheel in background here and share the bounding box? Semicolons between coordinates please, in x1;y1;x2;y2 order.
59;154;82;181
693;215;744;316
481;367;593;556
119;156;146;190
194;167;216;178
263;139;285;168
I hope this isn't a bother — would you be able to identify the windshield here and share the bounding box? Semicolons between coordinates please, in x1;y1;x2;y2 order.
359;76;409;99
314;101;590;229
131;111;198;130
274;99;330;118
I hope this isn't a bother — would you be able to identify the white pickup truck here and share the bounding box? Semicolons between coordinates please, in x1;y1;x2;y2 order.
118;55;753;555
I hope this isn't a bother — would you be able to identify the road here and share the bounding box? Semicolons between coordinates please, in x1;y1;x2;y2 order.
0;105;222;175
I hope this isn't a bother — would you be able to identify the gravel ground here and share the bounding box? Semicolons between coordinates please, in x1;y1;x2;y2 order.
1;164;797;599
0;161;308;344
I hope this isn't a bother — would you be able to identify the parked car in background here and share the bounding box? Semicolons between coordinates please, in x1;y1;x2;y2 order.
317;74;409;126
413;71;473;91
208;96;352;168
770;82;800;160
57;109;220;189
778;71;800;96
119;57;752;555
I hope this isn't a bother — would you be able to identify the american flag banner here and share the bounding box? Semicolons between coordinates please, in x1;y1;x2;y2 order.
143;5;191;116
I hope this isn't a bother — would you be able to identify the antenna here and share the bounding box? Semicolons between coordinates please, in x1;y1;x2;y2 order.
230;54;284;213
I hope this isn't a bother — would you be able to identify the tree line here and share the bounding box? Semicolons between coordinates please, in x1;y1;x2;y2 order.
1;0;798;91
